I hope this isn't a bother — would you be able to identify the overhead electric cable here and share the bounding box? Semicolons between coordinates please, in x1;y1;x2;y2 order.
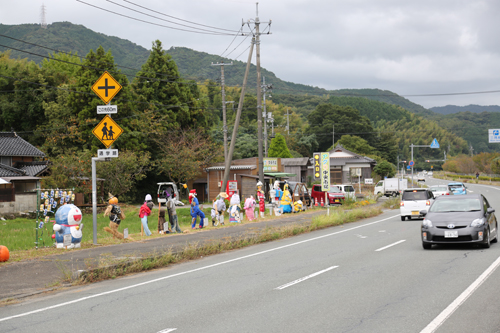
76;0;234;36
122;0;240;33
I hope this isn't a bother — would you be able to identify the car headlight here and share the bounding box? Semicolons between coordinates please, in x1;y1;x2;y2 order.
422;218;432;228
471;218;485;227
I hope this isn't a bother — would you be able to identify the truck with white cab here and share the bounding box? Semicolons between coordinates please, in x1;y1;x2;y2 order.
374;178;408;197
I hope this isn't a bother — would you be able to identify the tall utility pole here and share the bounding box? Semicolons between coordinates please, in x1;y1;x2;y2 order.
211;61;233;160
247;2;271;185
262;76;272;157
221;38;255;192
332;123;335;148
285;108;290;135
40;4;47;29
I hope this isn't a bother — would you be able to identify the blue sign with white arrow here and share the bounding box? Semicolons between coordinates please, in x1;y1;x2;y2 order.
430;138;440;149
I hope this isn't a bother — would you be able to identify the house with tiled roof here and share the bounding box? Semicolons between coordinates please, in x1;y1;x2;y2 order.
308;144;377;184
0;132;49;214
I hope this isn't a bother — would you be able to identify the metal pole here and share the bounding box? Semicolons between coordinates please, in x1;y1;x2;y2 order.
333;123;334;148
411;144;414;187
263;77;268;157
92;157;98;245
255;9;264;185
221;38;255;191
211;62;233;160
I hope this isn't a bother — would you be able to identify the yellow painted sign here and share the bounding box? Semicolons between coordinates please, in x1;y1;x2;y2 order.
91;71;122;104
92;115;123;148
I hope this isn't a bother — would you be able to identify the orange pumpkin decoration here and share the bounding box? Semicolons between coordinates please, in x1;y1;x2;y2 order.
0;245;10;262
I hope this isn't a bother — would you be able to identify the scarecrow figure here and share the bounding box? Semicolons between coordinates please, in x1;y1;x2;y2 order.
280;183;293;213
53;204;83;249
228;193;241;223
215;192;228;225
271;180;283;216
256;181;266;218
244;195;257;221
189;189;205;229
104;193;126;239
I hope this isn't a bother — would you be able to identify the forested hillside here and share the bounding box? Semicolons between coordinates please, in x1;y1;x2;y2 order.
430;104;500;114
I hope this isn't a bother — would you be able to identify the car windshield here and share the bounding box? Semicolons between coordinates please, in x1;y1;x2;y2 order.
402;191;427;200
329;186;341;192
431;186;447;192
449;184;464;190
429;198;481;212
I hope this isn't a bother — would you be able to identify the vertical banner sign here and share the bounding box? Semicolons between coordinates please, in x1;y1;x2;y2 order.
321;152;330;191
313;153;321;180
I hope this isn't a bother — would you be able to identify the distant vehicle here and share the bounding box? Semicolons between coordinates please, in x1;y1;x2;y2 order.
428;171;433;177
400;188;435;221
448;182;467;195
311;184;345;205
157;182;183;206
374;178;408;197
429;185;453;196
336;184;356;200
421;194;498;249
417;174;426;182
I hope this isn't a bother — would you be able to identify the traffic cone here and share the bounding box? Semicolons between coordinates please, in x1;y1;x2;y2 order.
321;197;324;207
315;199;318;207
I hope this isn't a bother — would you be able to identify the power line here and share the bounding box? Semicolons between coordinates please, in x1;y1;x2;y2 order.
76;0;235;36
122;0;240;33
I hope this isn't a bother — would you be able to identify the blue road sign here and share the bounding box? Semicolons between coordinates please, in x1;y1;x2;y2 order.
430;138;440;149
409;160;414;166
407;166;411;170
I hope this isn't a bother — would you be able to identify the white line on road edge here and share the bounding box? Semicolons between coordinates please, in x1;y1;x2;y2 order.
375;240;406;252
157;329;177;333
0;213;400;323
420;255;500;333
275;266;339;290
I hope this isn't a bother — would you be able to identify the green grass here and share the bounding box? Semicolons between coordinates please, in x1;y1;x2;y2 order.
0;204;213;252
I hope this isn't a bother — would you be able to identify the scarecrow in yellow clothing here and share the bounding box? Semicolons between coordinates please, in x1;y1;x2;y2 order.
280;183;293;213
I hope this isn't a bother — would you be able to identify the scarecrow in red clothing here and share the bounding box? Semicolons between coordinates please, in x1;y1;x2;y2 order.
256;181;266;218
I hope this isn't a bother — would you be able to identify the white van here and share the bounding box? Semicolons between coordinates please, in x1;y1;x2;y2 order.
336;184;356;200
157;182;181;205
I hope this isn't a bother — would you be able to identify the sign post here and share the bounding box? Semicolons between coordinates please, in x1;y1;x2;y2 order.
321;152;330;207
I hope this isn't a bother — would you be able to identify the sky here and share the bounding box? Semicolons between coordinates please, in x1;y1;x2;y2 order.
1;0;500;109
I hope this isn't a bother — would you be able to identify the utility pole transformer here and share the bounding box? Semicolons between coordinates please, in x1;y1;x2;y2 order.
211;61;233;160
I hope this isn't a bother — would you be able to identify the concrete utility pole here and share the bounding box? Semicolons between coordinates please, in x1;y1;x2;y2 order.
332;123;335;148
211;61;233;160
262;76;272;157
286;108;290;135
221;38;255;192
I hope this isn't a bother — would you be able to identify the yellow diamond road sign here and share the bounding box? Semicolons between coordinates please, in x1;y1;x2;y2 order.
92;115;123;148
91;71;122;104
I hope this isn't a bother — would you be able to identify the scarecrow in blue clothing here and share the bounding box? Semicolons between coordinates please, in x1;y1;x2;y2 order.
189;189;205;229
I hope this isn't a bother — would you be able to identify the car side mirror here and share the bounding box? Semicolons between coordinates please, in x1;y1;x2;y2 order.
487;207;495;214
420;210;427;216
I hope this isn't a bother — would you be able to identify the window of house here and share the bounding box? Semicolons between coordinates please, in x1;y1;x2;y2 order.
0;156;11;166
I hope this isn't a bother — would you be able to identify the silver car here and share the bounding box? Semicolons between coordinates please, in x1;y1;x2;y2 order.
429;185;453;196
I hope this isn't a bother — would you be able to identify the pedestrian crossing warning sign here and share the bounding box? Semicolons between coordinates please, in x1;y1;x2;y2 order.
91;71;122;104
92;115;123;148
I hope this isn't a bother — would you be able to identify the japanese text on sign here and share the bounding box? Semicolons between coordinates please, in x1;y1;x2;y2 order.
313;153;320;180
321;152;330;191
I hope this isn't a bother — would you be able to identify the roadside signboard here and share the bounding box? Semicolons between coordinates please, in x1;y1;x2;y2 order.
313;153;320;180
365;178;373;185
91;71;122;104
97;149;119;158
489;129;500;143
263;158;278;172
97;105;118;114
92;115;123;148
321;152;330;191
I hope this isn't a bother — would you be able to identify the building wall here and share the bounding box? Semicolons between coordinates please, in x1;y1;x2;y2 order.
207;169;254;201
0;193;37;214
283;165;301;182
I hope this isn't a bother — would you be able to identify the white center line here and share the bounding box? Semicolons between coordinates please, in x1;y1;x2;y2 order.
375;240;406;252
420;255;500;333
0;213;399;323
275;266;339;290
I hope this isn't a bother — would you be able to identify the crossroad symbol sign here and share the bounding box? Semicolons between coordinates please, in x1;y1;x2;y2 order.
91;71;122;104
430;138;440;149
92;115;123;148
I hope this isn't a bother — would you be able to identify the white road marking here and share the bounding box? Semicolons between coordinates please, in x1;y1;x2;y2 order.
275;266;338;290
356;234;367;238
0;213;399;323
157;329;177;333
420;255;500;333
375;240;406;252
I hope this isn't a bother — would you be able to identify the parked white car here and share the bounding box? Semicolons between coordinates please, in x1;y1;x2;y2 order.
336;184;356;200
400;188;435;221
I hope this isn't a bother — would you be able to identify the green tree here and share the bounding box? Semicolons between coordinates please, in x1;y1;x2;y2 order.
268;133;293;158
306;104;375;151
491;157;500;174
336;135;376;156
373;160;396;178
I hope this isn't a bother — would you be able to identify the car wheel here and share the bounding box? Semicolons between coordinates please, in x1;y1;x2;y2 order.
422;242;432;250
482;228;491;249
400;216;405;221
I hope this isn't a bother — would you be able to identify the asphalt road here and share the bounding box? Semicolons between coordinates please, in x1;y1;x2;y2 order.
2;175;500;332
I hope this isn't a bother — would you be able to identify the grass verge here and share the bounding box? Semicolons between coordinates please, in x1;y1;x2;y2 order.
76;206;382;284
